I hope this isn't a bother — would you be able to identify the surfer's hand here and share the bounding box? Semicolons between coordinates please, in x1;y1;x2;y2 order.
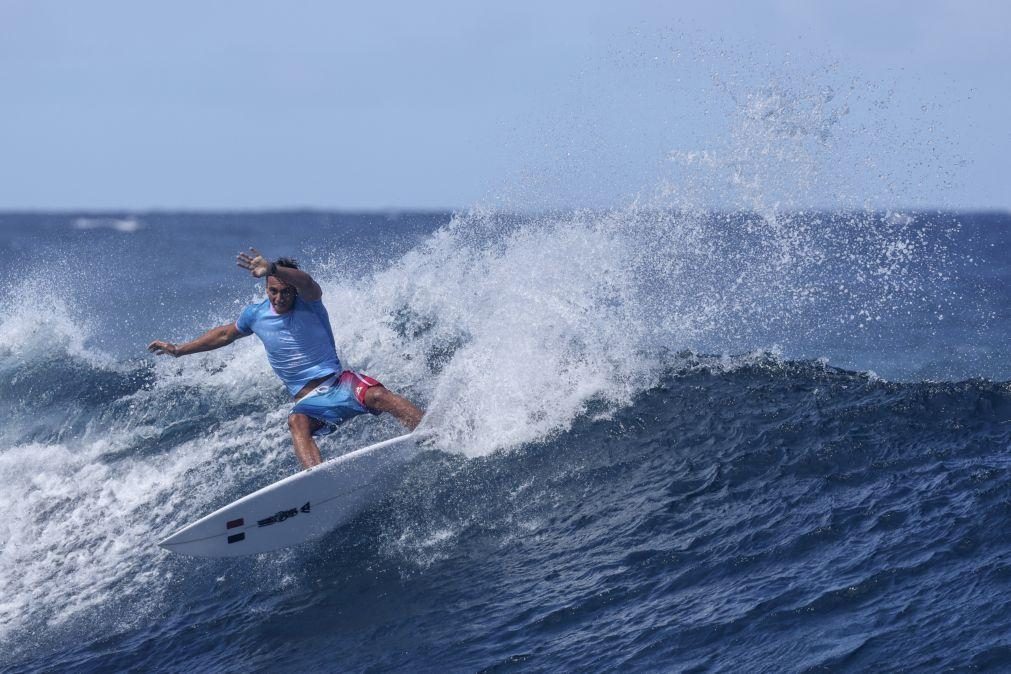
237;248;272;278
147;340;179;357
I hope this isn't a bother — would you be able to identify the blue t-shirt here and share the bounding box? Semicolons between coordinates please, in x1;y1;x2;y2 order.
235;297;342;397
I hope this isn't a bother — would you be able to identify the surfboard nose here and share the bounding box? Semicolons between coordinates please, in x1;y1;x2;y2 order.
158;526;188;550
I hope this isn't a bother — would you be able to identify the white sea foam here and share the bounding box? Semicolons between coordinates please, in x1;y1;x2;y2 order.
0;285;96;363
314;202;951;459
72;216;143;233
0;406;294;648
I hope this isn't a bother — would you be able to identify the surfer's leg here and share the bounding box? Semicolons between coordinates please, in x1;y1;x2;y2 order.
288;413;326;469
363;386;424;431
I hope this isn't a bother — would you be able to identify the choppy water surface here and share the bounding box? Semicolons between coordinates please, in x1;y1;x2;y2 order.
0;204;1008;671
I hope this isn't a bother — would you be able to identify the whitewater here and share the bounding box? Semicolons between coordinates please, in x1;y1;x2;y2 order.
1;68;1009;671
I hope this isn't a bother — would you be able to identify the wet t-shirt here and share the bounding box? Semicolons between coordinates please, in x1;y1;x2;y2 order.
235;297;341;397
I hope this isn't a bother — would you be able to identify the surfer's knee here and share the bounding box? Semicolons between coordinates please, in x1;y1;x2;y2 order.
364;387;423;429
287;413;314;436
363;385;392;411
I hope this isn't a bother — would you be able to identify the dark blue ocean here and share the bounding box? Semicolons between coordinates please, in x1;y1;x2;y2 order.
0;208;1009;672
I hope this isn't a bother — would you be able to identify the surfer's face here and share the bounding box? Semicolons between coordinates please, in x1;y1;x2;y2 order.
266;276;296;313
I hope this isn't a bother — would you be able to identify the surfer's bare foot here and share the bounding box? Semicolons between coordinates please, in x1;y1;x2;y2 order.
364;387;424;431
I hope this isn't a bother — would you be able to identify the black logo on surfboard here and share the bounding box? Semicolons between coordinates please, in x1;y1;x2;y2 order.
257;501;311;527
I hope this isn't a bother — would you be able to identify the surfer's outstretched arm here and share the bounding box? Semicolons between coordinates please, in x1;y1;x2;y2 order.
148;323;248;357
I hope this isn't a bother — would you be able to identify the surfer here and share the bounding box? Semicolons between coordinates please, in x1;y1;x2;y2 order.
147;248;424;469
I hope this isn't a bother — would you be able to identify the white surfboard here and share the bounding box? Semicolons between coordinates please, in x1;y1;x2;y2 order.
160;433;419;557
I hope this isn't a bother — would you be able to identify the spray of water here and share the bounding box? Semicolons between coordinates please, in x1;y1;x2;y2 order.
0;43;967;662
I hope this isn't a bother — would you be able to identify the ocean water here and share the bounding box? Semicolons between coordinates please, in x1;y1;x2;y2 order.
0;206;1008;672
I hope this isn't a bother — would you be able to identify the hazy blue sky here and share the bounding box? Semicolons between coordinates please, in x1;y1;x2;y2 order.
1;1;1007;211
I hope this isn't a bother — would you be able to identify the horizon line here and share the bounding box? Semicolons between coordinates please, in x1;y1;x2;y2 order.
0;206;1009;217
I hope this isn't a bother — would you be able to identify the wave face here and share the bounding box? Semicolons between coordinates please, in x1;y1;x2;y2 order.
0;206;1008;672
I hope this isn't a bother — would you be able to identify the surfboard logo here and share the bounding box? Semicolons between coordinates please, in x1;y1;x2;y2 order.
257;501;311;527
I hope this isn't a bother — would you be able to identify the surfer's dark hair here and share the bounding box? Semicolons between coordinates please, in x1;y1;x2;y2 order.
275;257;299;270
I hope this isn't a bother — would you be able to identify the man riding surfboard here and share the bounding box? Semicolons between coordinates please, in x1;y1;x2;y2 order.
148;248;424;470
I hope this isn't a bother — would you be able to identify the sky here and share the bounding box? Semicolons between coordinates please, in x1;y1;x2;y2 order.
1;0;1008;211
